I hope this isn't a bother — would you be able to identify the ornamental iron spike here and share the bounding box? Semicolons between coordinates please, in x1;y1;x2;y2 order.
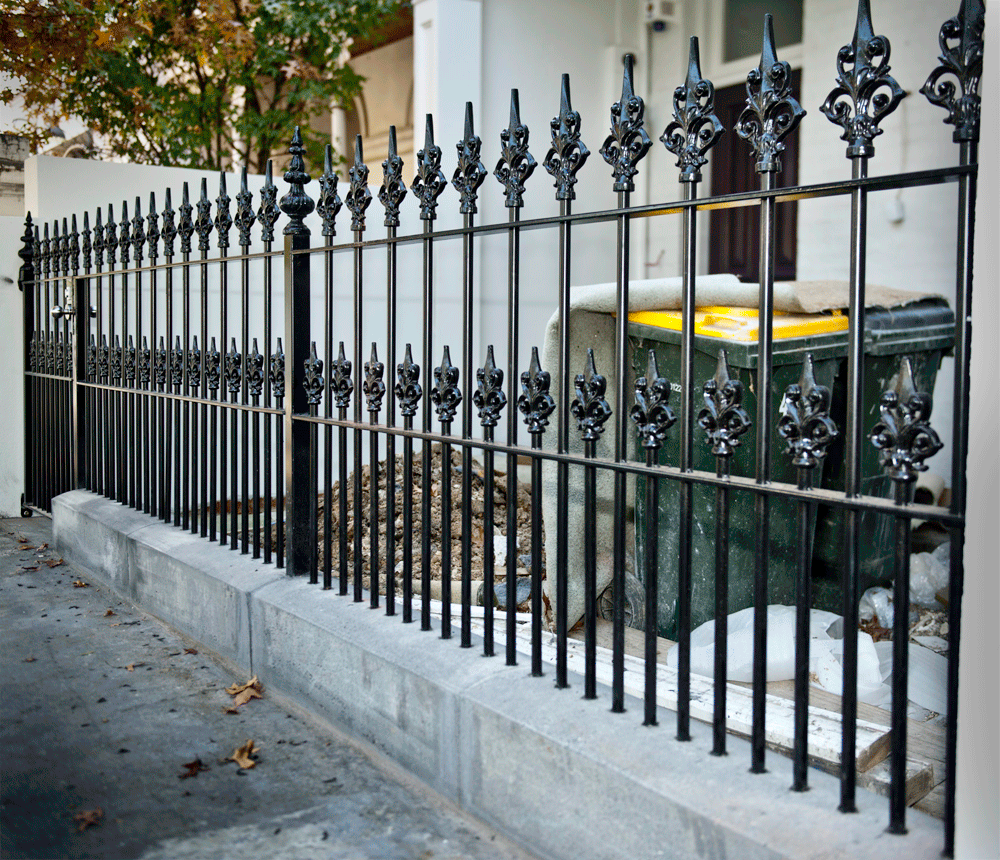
247;339;264;398
226;338;242;397
431;345;462;423
317;145;343;237
600;54;652;193
69;215;80;273
395;342;421;417
279;127;315;235
206;337;221;391
379;127;407;227
571;348;613;441
215;172;232;249
921;0;984;142
452;102;488;215
195;178;213;253
99;335;109;381
61;218;71;273
735;14;806;174
258;161;280;242
146;192;159;256
870;357;943;485
87;334;97;379
363;342;386;413
27;337;35;372
161;188;177;255
119;202;131;265
154;336;167;387
138;336;151;385
32;226;40;278
820;0;905;159
188;337;201;389
111;335;122;382
17;214;34;291
178;183;194;254
41;222;51;278
544;73;590;201
697;349;752;457
473;344;507;427
661;37;724;182
778;354;838;469
171;336;184;387
46;333;55;373
303;341;323;406
494;90;537;208
93;209;106;266
269;339;285;400
82;212;92;270
331;341;353;409
51;220;61;275
411;115;447;220
346;135;372;232
630;350;677;450
131;196;146;262
234;168;256;247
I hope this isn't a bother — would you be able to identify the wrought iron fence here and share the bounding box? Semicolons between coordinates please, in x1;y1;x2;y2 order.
19;0;983;854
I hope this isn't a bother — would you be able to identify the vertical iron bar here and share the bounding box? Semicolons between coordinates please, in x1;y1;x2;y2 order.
181;232;191;531
263;237;274;564
72;275;87;489
712;460;731;755
353;230;364;602
461;213;475;648
323;248;334;589
584;435;597;700
505;209;520;665
338;414;349;594
643;447;658;725
555;198;571;689
888;482;912;833
440;427;451;638
421;219;433;631
401;410;413;620
793;467;813;790
241;254;250;554
385;227;397;615
483;426;495;656
369;406;380;608
530;432;543;676
200;239;210;538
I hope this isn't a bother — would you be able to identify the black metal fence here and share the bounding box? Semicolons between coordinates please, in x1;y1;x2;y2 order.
19;1;982;854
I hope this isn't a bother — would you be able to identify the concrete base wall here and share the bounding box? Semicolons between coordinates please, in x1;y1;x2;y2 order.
53;490;944;860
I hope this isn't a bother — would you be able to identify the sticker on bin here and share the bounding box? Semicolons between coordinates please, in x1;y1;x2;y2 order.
627;306;848;341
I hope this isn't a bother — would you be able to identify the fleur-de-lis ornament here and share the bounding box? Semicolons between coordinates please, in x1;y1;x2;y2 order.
571;349;612;442
98;335;109;381
93;209;106;266
226;338;242;398
215;173;232;250
195;179;213;253
69;215;80;273
395;343;421;417
870;357;943;486
27;337;36;373
138;336;151;386
317;145;343;238
473;345;507;428
116;203;129;265
178;184;194;254
188;337;201;390
778;354;838;470
257;161;280;242
171;336;184;388
661;37;724;182
87;334;97;379
631;351;677;450
698;350;752;458
111;335;122;381
452;103;488;215
431;345;462;424
735;14;806;174
146;192;159;257
279;127;315;236
131;197;146;263
346;135;372;232
206;338;221;392
379;126;407;227
161;188;177;256
364;342;386;414
81;212;92;270
269;339;285;400
600;54;652;193
820;0;905;159
303;341;323;407
247;339;264;398
518;346;556;435
495;90;536;208
234;168;256;247
411;115;448;221
544;74;590;201
330;341;353;410
921;0;984;143
154;337;167;388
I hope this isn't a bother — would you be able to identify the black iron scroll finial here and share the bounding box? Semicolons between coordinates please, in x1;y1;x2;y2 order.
171;336;184;388
395;343;421;417
571;349;612;441
317;145;343;238
280;127;315;236
131;197;146;263
155;337;167;388
379;126;408;227
69;215;80;273
215;173;232;250
17;214;33;291
820;0;905;159
452;102;488;215
81;212;92;270
662;37;724;183
870;357;943;488
161;189;176;256
631;350;677;449
778;354;838;470
474;345;507;427
331;341;353;409
431;345;462;423
234;168;256;248
146;193;159;258
303;341;323;407
178;184;194;254
247;339;264;398
921;0;984;143
93;210;106;267
258;161;280;242
544;74;590;201
87;334;97;379
139;336;151;385
698;349;752;457
40;222;49;280
600;54;652;193
188;337;201;390
269;339;285;400
99;335;110;381
346;135;372;232
495;90;537;208
226;338;243;398
364;342;386;414
206;338;221;392
412;115;447;220
735;14;806;174
119;203;130;265
518;346;556;434
110;334;122;382
195;179;213;253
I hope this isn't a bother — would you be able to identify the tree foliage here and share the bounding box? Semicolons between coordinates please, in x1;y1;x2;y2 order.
1;0;403;171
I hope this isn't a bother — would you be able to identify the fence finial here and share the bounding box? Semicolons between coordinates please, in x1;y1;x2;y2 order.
453;102;487;215
778;354;838;470
412;115;447;221
146;192;159;258
600;53;652;193
234;167;256;248
921;0;984;143
161;188;176;256
544;74;590;201
331;341;353;410
571;349;612;441
280;127;315;236
195;178;213;253
631;350;677;450
364;342;386;414
258;160;280;243
431;345;462;423
119;201;130;265
698;349;751;457
215;172;232;250
396;343;421;417
379;126;408;228
178;183;194;254
17;213;33;292
474;344;507;427
131;196;146;263
495;89;536;208
346;134;372;232
317;145;343;238
81;211;92;270
518;346;555;435
662;37;724;183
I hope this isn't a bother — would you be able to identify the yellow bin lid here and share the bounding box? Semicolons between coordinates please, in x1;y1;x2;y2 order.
627;306;847;342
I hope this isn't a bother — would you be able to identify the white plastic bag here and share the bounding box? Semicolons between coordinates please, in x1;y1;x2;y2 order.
859;586;894;629
910;552;949;608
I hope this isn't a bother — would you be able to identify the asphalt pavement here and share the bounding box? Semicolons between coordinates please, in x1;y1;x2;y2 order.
0;515;540;860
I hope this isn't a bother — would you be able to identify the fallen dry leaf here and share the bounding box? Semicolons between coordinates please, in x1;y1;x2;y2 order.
36;543;48;551
17;536;28;543
23;656;36;663
222;706;240;715
45;558;64;568
227;739;260;769
20;545;35;550
231;687;262;707
72;580;89;588
104;609;115;617
73;808;103;832
179;758;209;779
183;648;198;655
226;676;264;697
125;662;145;672
21;566;38;571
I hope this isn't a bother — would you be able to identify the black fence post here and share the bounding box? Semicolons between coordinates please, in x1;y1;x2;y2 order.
281;128;315;577
72;249;89;490
18;214;35;515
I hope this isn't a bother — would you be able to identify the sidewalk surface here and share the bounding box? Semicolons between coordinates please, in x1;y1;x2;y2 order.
0;516;539;860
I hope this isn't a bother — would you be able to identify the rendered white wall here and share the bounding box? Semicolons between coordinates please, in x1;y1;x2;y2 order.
0;216;27;515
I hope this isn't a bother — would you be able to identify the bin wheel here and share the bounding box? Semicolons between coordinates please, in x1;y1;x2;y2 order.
597;569;644;630
21;506;33;518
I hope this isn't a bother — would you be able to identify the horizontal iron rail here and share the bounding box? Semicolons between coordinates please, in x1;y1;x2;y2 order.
76;381;282;416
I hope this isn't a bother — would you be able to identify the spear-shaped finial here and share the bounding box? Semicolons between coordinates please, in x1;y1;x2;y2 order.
412;114;447;220
495;89;536;208
234;166;256;247
346;134;372;232
279;126;315;236
215;171;232;249
661;37;724;182
452;102;487;215
379;125;408;228
921;0;984;143
544;74;590;201
600;53;652;193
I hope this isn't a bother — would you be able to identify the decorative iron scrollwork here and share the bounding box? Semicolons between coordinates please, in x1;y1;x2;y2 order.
111;335;122;382
160;189;177;256
226;339;242;398
921;0;984;143
69;215;80;273
661;37;724;182
330;341;353;410
206;338;221;392
735;14;806;174
364;342;386;414
99;335;110;381
247;339;264;399
145;192;160;257
346;135;372;232
379;127;407;228
698;349;752;457
269;339;285;400
631;350;677;450
118;204;131;266
105;206;119;264
87;335;97;379
518;346;556;435
194;179;213;253
411;115;448;221
431;345;462;423
154;337;167;388
187;337;201;390
544;74;590;201
234;168;256;248
138;336;151;385
279;127;315;236
600;54;652;193
317;145;343;238
215;173;232;249
452;103;488;215
258;161;280;243
571;348;612;441
474;345;507;428
41;223;50;279
495;90;536;209
16;214;33;291
303;341;323;407
870;357;943;485
81;212;92;270
178;184;194;255
395;343;421;417
131;197;146;263
28;337;36;373
777;354;838;470
93;210;106;267
171;336;184;388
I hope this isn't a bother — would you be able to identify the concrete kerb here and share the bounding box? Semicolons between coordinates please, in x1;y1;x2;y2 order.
51;490;945;860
